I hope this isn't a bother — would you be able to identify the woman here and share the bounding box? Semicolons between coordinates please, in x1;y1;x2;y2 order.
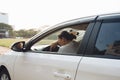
50;30;79;54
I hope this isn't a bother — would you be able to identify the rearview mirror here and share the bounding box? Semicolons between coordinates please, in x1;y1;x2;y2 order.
11;41;25;52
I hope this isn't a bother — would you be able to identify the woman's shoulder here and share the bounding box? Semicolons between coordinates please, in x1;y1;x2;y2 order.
72;41;79;45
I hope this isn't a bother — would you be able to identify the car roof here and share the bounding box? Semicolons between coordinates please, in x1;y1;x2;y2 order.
97;13;120;20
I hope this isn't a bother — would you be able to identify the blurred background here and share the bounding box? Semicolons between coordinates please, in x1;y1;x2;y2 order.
0;0;120;48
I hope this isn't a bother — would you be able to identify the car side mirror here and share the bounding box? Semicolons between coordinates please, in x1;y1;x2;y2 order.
11;41;25;52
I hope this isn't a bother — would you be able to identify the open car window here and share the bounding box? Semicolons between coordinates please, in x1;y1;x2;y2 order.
31;23;89;55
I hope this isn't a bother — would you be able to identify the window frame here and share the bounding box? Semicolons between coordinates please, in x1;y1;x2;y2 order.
30;22;92;56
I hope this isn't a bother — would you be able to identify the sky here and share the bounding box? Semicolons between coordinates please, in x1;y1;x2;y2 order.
0;0;120;30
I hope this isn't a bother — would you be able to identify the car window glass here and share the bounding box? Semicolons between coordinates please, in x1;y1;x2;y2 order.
31;23;89;55
95;22;120;57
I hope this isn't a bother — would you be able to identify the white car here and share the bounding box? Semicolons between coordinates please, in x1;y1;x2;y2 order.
0;13;120;80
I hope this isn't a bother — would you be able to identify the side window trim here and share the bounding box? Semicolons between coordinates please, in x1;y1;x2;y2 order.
78;22;96;55
84;21;102;55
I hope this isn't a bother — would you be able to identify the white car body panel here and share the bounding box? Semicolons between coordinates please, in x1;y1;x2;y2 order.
75;57;120;80
0;51;18;80
13;52;81;80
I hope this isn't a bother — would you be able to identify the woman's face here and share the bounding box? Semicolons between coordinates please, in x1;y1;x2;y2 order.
58;38;67;46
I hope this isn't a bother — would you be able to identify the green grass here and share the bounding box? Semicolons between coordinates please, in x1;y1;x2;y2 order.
0;38;28;48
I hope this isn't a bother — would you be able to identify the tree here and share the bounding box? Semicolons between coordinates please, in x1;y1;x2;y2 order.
15;29;38;38
0;23;14;37
26;29;38;38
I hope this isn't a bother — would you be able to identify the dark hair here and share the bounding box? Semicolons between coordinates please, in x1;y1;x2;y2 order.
58;31;76;41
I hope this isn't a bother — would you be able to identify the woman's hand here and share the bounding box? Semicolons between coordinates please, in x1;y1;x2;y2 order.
50;41;59;51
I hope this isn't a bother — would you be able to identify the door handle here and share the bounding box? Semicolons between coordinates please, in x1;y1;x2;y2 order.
54;72;71;80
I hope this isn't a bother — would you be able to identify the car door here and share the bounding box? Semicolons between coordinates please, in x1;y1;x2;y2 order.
13;21;92;80
75;19;120;80
13;52;81;80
